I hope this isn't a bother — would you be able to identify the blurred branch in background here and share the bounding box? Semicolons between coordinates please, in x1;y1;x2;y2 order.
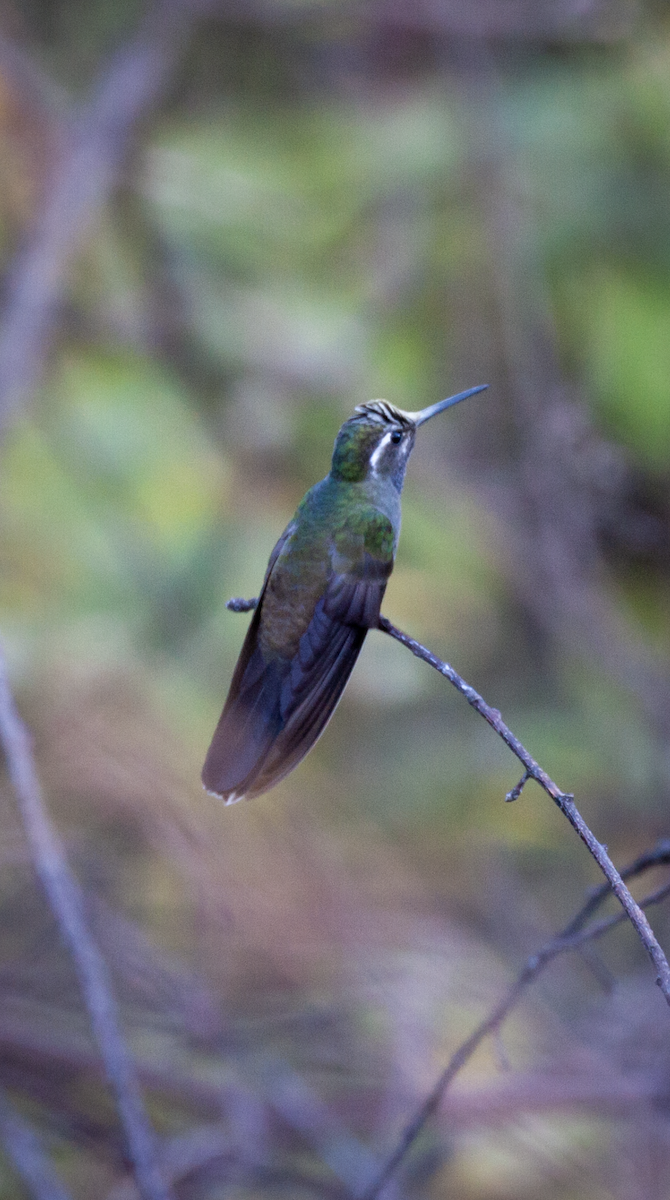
0;1085;73;1200
0;0;196;436
228;597;670;1002
0;648;170;1200
0;4;209;1195
450;42;670;769
361;0;637;41
0;639;399;1192
364;841;670;1199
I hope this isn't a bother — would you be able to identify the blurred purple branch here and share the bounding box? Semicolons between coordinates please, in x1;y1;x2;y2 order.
0;986;393;1199
109;1126;354;1200
0;649;171;1200
379;616;670;1007
107;1126;232;1200
0;7;215;1194
0;0;195;435
0;1085;73;1200
0;975;666;1156
256;1056;388;1196
212;0;637;41
362;838;670;1200
0;35;69;130
363;0;636;40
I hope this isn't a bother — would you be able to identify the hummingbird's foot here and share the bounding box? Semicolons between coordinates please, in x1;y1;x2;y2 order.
226;596;258;612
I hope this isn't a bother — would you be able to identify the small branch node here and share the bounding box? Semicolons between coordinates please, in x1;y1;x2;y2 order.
505;771;530;802
553;790;574;811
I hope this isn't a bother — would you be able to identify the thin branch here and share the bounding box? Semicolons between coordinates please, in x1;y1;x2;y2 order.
0;997;396;1197
225;595;670;1193
0;1086;74;1200
0;649;171;1200
225;599;670;1004
361;844;670;1200
378;616;670;1005
106;1126;231;1200
561;838;670;939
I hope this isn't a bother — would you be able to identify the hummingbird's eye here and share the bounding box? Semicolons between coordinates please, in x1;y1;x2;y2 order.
391;429;402;444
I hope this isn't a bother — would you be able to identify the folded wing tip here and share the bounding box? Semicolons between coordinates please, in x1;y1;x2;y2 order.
224;790;246;805
202;781;247;805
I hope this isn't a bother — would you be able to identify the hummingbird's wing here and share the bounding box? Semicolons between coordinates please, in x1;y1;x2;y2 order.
201;507;394;803
201;521;296;801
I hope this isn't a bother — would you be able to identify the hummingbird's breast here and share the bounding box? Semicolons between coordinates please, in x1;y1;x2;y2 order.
256;474;398;661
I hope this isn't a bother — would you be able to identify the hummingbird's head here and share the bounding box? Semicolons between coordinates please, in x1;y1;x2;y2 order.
330;385;488;491
330;402;415;490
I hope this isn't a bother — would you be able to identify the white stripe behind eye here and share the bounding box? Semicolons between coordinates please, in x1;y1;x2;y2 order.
369;431;392;474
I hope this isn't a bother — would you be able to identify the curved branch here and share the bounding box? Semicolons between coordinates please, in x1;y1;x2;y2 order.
0;0;193;435
225;598;670;1004
0;649;170;1200
378;616;670;1006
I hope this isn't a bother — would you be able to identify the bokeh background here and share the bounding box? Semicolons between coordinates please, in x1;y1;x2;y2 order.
1;0;670;1196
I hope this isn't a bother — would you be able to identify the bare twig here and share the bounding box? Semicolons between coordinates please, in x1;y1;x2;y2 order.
225;599;670;1002
378;616;670;1005
0;649;171;1200
505;769;530;802
224;597;670;986
361;844;670;1200
0;1085;74;1200
561;838;670;939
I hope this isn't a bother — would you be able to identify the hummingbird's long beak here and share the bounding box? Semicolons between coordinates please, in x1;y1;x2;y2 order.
403;384;488;427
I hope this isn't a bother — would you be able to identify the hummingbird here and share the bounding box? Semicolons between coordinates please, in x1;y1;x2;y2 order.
202;384;487;803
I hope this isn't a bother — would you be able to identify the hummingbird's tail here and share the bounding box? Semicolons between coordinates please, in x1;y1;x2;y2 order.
202;597;367;802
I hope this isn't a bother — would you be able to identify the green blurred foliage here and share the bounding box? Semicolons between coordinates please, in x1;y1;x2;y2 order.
1;2;670;1197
